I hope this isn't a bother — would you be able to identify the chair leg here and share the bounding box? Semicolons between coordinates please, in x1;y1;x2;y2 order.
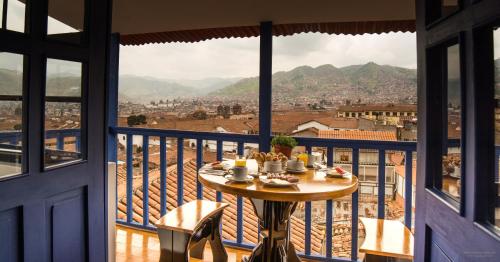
158;229;191;262
208;212;228;262
189;238;208;259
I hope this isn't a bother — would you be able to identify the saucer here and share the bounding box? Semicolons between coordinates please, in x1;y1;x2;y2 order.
224;175;254;183
286;168;308;174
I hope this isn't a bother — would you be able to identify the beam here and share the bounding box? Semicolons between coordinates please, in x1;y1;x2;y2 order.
259;21;272;152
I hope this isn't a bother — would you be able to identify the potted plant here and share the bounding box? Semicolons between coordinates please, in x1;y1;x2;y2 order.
271;135;297;158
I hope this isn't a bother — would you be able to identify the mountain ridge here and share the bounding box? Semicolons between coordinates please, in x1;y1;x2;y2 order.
210;62;418;99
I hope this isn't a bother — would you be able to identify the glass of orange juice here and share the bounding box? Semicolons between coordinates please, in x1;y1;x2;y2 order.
235;155;247;167
297;152;308;164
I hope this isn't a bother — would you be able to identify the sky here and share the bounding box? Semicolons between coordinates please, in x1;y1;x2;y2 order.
120;32;418;80
1;1;500;81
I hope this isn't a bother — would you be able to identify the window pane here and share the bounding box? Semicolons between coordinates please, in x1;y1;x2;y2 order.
44;102;81;167
0;52;23;96
442;44;461;200
45;58;82;168
0;52;24;179
6;0;26;33
0;0;3;28
493;27;500;230
46;59;82;97
47;0;85;44
442;0;459;17
118;38;259;135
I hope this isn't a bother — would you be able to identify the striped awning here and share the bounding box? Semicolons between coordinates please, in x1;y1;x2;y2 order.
120;20;415;45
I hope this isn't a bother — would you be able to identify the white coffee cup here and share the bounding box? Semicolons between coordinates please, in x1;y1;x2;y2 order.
287;159;305;171
231;166;248;180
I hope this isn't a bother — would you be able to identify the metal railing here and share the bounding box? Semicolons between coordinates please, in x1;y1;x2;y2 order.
110;127;417;262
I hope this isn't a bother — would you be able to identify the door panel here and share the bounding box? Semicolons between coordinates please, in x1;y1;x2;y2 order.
49;188;87;262
0;0;112;261
0;207;22;262
416;0;500;261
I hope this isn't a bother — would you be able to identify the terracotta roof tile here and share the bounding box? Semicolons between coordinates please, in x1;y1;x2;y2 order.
318;130;397;141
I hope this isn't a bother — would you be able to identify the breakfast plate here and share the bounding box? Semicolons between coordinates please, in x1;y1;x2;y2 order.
259;175;299;187
224;174;254;183
286;168;308;174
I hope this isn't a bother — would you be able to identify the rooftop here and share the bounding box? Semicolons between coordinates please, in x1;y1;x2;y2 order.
318;130;397;141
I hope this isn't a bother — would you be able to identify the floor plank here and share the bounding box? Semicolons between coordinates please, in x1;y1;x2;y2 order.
115;225;249;262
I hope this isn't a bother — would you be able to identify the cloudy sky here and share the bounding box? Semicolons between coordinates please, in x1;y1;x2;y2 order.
2;1;500;81
120;32;418;80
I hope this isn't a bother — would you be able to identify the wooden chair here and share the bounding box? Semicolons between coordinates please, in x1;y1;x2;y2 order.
155;200;229;262
359;217;414;262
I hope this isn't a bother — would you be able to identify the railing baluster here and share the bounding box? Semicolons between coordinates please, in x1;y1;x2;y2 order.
378;149;386;219
160;136;167;216
404;150;413;229
327;146;334;167
495;148;500;183
325;199;333;258
305;145;312;154
351;147;359;261
304;201;312;255
236;142;244;244
75;135;81;152
216;140;223;202
142;135;149;226
56;133;64;150
126;134;133;223
177;138;184;206
196;138;204;200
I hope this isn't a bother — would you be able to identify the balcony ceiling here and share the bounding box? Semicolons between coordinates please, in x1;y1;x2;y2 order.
49;0;416;44
112;0;415;34
112;0;415;44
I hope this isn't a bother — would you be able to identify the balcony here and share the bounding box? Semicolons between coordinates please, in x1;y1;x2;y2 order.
108;126;419;261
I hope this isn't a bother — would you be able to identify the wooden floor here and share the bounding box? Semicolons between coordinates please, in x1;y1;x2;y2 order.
115;225;317;262
115;225;248;261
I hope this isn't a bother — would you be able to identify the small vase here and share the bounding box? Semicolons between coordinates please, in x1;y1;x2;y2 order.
274;145;292;158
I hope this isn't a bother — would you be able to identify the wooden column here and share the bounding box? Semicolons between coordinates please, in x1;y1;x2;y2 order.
259;21;273;152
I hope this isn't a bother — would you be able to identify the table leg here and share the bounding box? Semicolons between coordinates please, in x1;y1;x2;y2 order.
242;199;300;262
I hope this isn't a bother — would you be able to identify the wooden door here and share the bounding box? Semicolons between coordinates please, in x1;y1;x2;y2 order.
416;0;500;261
0;0;111;261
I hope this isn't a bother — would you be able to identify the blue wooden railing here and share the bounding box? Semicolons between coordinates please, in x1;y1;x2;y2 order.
109;126;418;261
0;129;81;151
0;128;492;260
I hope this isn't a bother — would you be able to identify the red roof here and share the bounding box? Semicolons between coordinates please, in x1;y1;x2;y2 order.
318;130;397;141
121;20;415;45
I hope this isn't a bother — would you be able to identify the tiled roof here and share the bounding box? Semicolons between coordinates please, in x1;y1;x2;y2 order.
116;159;325;253
299;118;359;130
337;104;417;113
318;130;397;141
121;20;415;45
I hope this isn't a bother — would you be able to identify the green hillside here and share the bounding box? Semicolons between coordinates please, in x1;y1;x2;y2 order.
210;62;417;99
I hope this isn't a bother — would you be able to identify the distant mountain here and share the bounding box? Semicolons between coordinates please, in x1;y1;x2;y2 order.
1;59;499;102
0;69;23;95
173;77;242;94
118;75;241;102
118;75;196;102
210;62;418;100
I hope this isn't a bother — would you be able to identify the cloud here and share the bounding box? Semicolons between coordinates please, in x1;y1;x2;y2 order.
121;32;417;79
495;28;500;59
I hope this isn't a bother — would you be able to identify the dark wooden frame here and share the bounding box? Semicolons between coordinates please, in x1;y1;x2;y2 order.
42;55;88;170
416;0;500;260
44;0;90;46
425;0;463;28
473;19;500;237
0;0;111;260
425;34;466;214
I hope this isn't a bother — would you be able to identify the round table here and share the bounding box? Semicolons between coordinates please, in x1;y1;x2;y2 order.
199;164;358;262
